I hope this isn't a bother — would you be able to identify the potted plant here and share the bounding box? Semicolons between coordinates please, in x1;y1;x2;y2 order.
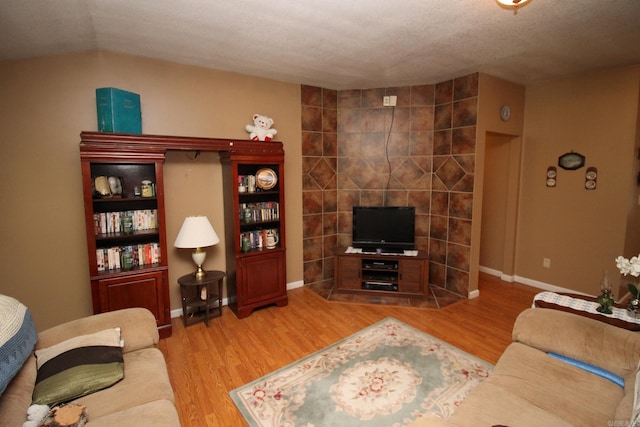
615;255;640;317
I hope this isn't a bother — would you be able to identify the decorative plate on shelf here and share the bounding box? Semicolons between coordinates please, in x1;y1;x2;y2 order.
256;168;278;190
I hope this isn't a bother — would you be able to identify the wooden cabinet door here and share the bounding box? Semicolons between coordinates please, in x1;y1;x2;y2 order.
336;255;362;290
236;250;286;317
398;259;425;294
97;270;167;325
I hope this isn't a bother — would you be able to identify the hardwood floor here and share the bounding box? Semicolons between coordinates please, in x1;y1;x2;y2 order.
158;273;540;427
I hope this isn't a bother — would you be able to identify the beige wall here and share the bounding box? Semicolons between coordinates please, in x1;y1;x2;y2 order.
0;50;303;330
475;68;640;296
624;86;640;258
517;66;640;294
474;74;526;293
480;133;515;271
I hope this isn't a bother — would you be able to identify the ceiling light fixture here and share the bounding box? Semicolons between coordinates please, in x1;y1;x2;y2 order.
496;0;532;14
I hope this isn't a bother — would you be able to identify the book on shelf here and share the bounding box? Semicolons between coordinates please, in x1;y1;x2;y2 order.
239;202;279;223
96;242;161;271
93;209;158;235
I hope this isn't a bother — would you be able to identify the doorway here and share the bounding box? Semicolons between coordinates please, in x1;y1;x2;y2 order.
480;132;522;280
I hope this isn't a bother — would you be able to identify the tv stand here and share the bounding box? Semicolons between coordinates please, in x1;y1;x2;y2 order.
380;248;405;254
334;248;428;297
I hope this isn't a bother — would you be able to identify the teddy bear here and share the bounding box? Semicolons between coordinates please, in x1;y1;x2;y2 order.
245;114;277;141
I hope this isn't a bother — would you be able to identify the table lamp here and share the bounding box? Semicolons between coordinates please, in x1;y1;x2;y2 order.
174;216;220;280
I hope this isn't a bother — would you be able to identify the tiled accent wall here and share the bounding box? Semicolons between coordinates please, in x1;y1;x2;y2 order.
301;73;478;296
301;86;338;285
429;75;478;296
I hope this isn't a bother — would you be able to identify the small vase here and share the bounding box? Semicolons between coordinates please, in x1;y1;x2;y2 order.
627;299;640;318
597;270;614;314
597;292;614;314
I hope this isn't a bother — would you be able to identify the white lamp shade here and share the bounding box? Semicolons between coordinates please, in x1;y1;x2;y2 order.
496;0;531;8
174;216;220;248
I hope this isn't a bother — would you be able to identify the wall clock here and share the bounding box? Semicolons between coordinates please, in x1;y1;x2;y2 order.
558;152;586;170
500;105;511;122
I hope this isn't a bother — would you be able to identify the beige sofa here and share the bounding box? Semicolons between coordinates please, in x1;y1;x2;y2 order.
412;307;640;426
0;307;180;426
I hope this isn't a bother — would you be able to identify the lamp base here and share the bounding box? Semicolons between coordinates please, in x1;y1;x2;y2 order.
194;265;207;280
192;248;207;280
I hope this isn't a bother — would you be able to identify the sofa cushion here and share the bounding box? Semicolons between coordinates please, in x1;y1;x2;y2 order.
68;347;174;420
631;361;640;427
448;342;623;426
80;399;181;427
32;328;124;406
446;381;574;427
613;368;637;424
36;308;159;354
548;351;624;387
0;295;38;395
0;354;37;427
513;308;640;379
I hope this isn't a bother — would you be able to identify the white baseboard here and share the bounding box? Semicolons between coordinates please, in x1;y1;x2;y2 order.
171;279;306;318
468;289;480;299
512;275;590;296
479;266;514;283
287;280;304;290
479;265;591;296
479;266;502;277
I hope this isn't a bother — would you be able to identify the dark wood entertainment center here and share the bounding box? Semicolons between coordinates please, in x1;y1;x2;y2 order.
334;248;429;297
79;132;288;336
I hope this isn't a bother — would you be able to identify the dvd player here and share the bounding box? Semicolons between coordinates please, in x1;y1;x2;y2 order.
363;261;398;270
362;282;398;291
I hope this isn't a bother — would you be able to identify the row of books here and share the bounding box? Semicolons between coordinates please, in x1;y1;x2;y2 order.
94;210;158;235
96;243;161;271
239;202;279;223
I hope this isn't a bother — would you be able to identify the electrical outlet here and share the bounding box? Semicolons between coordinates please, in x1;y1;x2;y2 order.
543;258;551;268
382;96;397;107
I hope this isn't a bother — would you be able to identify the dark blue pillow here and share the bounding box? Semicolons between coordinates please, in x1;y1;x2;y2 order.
0;295;38;395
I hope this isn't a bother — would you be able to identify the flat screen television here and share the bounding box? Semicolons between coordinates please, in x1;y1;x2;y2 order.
352;206;415;253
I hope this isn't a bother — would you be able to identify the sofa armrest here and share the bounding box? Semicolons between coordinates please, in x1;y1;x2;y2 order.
36;308;159;354
513;308;640;378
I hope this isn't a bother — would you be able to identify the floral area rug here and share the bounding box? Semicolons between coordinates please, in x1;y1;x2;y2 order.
230;317;492;427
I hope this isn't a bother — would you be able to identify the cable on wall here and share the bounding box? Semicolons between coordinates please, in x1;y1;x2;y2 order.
383;106;396;206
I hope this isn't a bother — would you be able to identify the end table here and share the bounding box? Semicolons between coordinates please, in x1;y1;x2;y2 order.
178;270;225;327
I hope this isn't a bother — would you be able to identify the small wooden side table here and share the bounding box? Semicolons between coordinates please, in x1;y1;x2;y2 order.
178;270;225;327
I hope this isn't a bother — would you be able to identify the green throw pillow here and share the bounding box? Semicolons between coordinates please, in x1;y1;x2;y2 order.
32;328;124;406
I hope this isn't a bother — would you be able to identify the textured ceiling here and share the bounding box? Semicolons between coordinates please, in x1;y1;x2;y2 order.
1;0;640;89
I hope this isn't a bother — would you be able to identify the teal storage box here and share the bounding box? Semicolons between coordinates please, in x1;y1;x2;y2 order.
96;87;142;134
